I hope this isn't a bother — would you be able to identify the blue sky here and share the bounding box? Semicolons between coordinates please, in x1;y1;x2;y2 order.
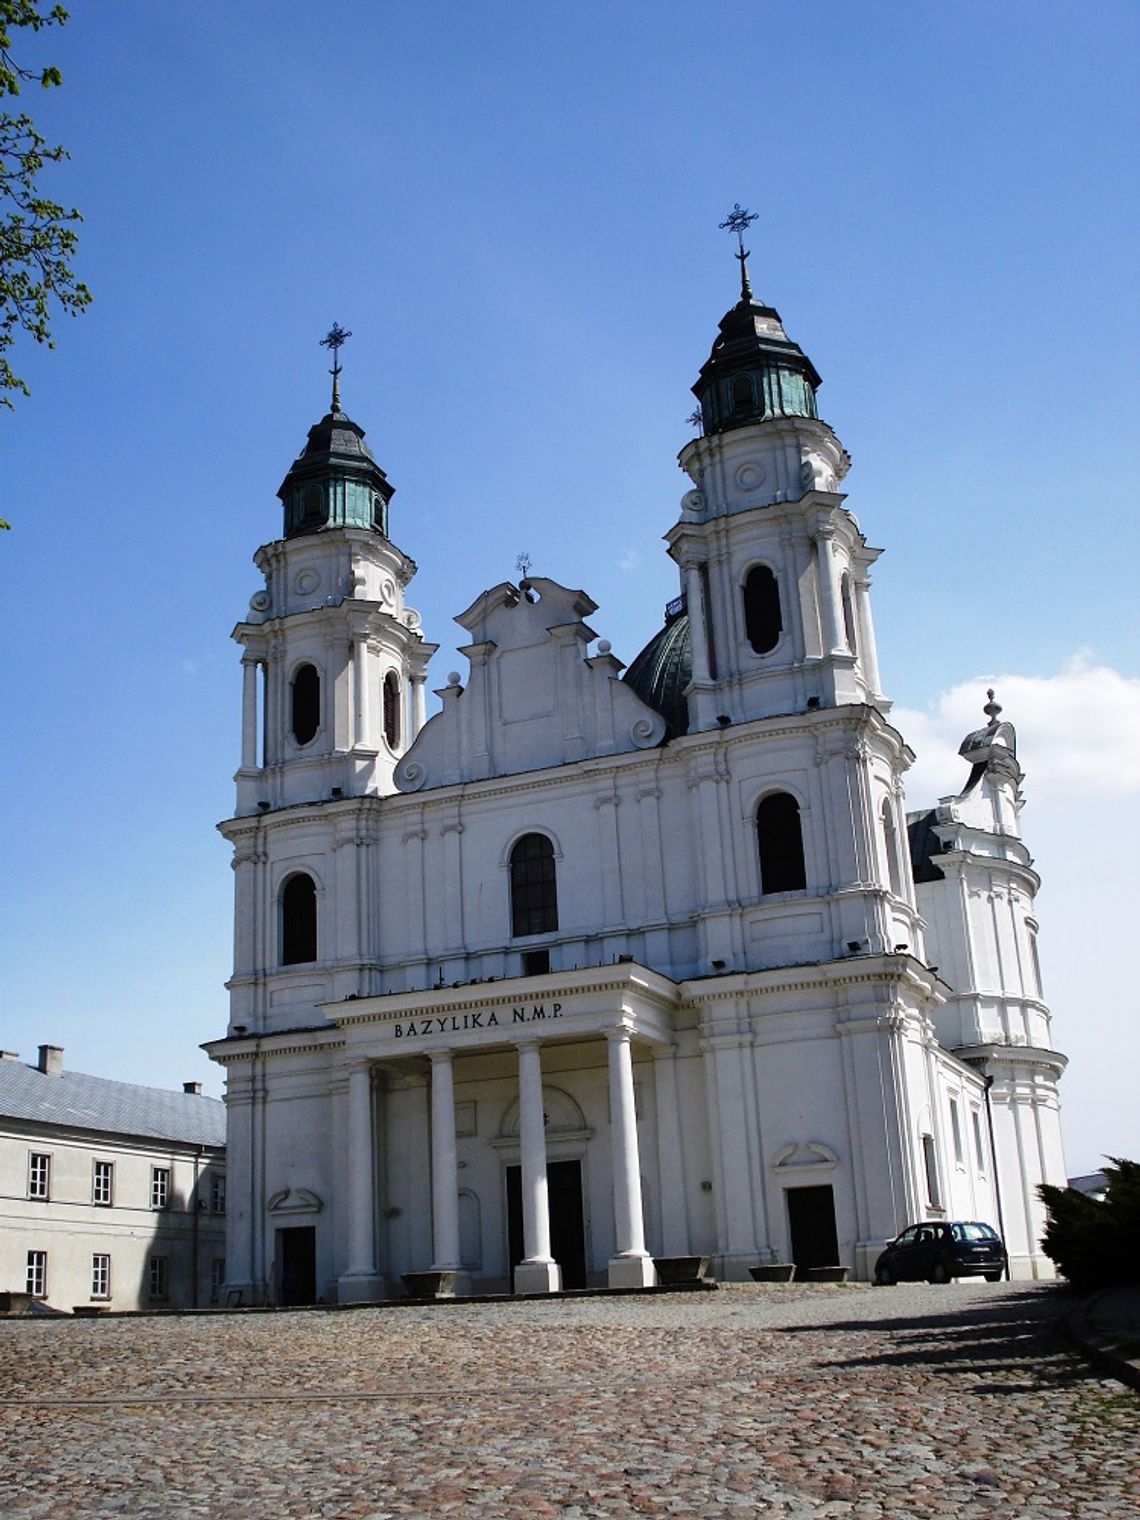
2;1;1137;1174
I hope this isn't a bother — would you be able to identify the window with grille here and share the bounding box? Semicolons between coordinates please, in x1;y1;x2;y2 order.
93;1159;114;1206
509;833;558;938
148;1255;168;1300
211;1173;226;1214
91;1253;110;1299
383;671;400;749
210;1258;225;1305
949;1098;964;1167
972;1109;987;1174
150;1166;170;1210
281;873;317;964
26;1251;47;1297
28;1153;50;1200
756;793;806;893
922;1134;942;1208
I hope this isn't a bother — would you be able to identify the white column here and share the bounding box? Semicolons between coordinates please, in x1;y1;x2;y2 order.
353;635;373;749
411;672;428;738
514;1039;561;1293
853;576;884;698
607;1028;655;1287
428;1051;464;1276
814;525;846;655
653;1046;690;1256
240;658;260;770
683;561;712;685
338;1062;385;1302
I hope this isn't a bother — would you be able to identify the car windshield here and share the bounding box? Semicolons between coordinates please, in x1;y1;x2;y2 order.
951;1222;999;1243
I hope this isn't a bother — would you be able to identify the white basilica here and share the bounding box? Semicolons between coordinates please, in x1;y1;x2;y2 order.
205;253;1067;1304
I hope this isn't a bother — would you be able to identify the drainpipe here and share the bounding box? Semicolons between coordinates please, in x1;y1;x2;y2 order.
983;1075;1008;1281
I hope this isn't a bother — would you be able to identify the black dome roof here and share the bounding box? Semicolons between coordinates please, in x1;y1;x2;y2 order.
622;612;692;737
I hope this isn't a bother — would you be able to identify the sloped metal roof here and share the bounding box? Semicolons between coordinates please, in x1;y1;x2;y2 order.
0;1061;225;1147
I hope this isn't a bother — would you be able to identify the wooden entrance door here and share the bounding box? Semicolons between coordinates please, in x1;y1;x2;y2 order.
507;1159;587;1289
785;1185;840;1272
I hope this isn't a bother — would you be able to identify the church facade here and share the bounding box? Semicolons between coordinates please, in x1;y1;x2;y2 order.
205;265;1067;1304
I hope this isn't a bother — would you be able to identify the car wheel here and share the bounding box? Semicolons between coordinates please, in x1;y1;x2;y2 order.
928;1262;950;1284
983;1271;1002;1282
875;1265;895;1286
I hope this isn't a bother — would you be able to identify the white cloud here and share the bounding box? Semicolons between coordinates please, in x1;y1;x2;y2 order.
895;654;1140;812
618;548;641;574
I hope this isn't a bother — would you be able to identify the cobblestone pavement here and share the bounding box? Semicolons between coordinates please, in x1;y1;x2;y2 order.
2;1283;1138;1519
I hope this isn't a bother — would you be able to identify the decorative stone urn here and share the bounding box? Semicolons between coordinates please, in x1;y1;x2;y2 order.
402;1270;466;1299
748;1263;796;1283
652;1255;711;1285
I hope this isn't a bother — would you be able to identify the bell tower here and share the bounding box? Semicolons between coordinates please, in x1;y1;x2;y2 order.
668;208;887;734
232;329;437;817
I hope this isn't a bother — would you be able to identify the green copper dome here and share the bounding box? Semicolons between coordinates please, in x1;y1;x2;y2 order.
623;609;692;737
277;405;394;540
693;292;821;438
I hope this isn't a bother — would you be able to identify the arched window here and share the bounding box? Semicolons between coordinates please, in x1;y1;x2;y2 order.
291;663;320;746
882;799;903;897
383;671;400;749
510;833;558;937
281;873;317;965
742;565;782;654
757;792;806;893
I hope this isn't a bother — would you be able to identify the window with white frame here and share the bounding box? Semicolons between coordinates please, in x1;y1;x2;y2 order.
148;1255;168;1300
26;1250;46;1297
91;1253;110;1299
93;1159;114;1206
28;1152;51;1200
209;1258;225;1304
972;1108;987;1174
949;1098;964;1167
210;1173;226;1214
150;1166;170;1210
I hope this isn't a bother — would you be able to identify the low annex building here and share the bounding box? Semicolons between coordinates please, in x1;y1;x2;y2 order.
206;249;1066;1304
0;1045;226;1313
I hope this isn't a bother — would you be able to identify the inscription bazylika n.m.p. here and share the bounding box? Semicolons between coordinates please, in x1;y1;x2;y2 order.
392;1003;564;1040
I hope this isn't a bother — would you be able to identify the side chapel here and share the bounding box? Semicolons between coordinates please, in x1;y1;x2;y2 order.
205;233;1067;1303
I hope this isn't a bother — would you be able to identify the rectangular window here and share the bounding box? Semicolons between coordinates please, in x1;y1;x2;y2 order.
949;1098;964;1167
922;1134;942;1209
26;1250;47;1297
209;1258;225;1305
972;1109;987;1174
91;1253;110;1299
28;1152;51;1200
150;1166;170;1210
210;1173;226;1214
93;1159;114;1206
148;1255;168;1300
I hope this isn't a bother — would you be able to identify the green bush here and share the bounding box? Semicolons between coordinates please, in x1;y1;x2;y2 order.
1039;1158;1140;1290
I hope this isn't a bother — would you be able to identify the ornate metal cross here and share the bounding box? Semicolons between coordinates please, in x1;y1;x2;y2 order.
719;204;758;299
320;323;353;408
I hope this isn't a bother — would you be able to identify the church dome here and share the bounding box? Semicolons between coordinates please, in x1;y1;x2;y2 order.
692;292;822;438
622;609;692;737
277;405;395;540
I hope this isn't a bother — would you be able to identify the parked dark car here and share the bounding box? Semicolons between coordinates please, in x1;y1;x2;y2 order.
874;1220;1006;1284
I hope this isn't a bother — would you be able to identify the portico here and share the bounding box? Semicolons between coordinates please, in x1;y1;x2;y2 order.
329;964;680;1297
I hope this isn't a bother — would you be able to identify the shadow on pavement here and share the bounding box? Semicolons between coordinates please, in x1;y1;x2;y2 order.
771;1287;1096;1390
